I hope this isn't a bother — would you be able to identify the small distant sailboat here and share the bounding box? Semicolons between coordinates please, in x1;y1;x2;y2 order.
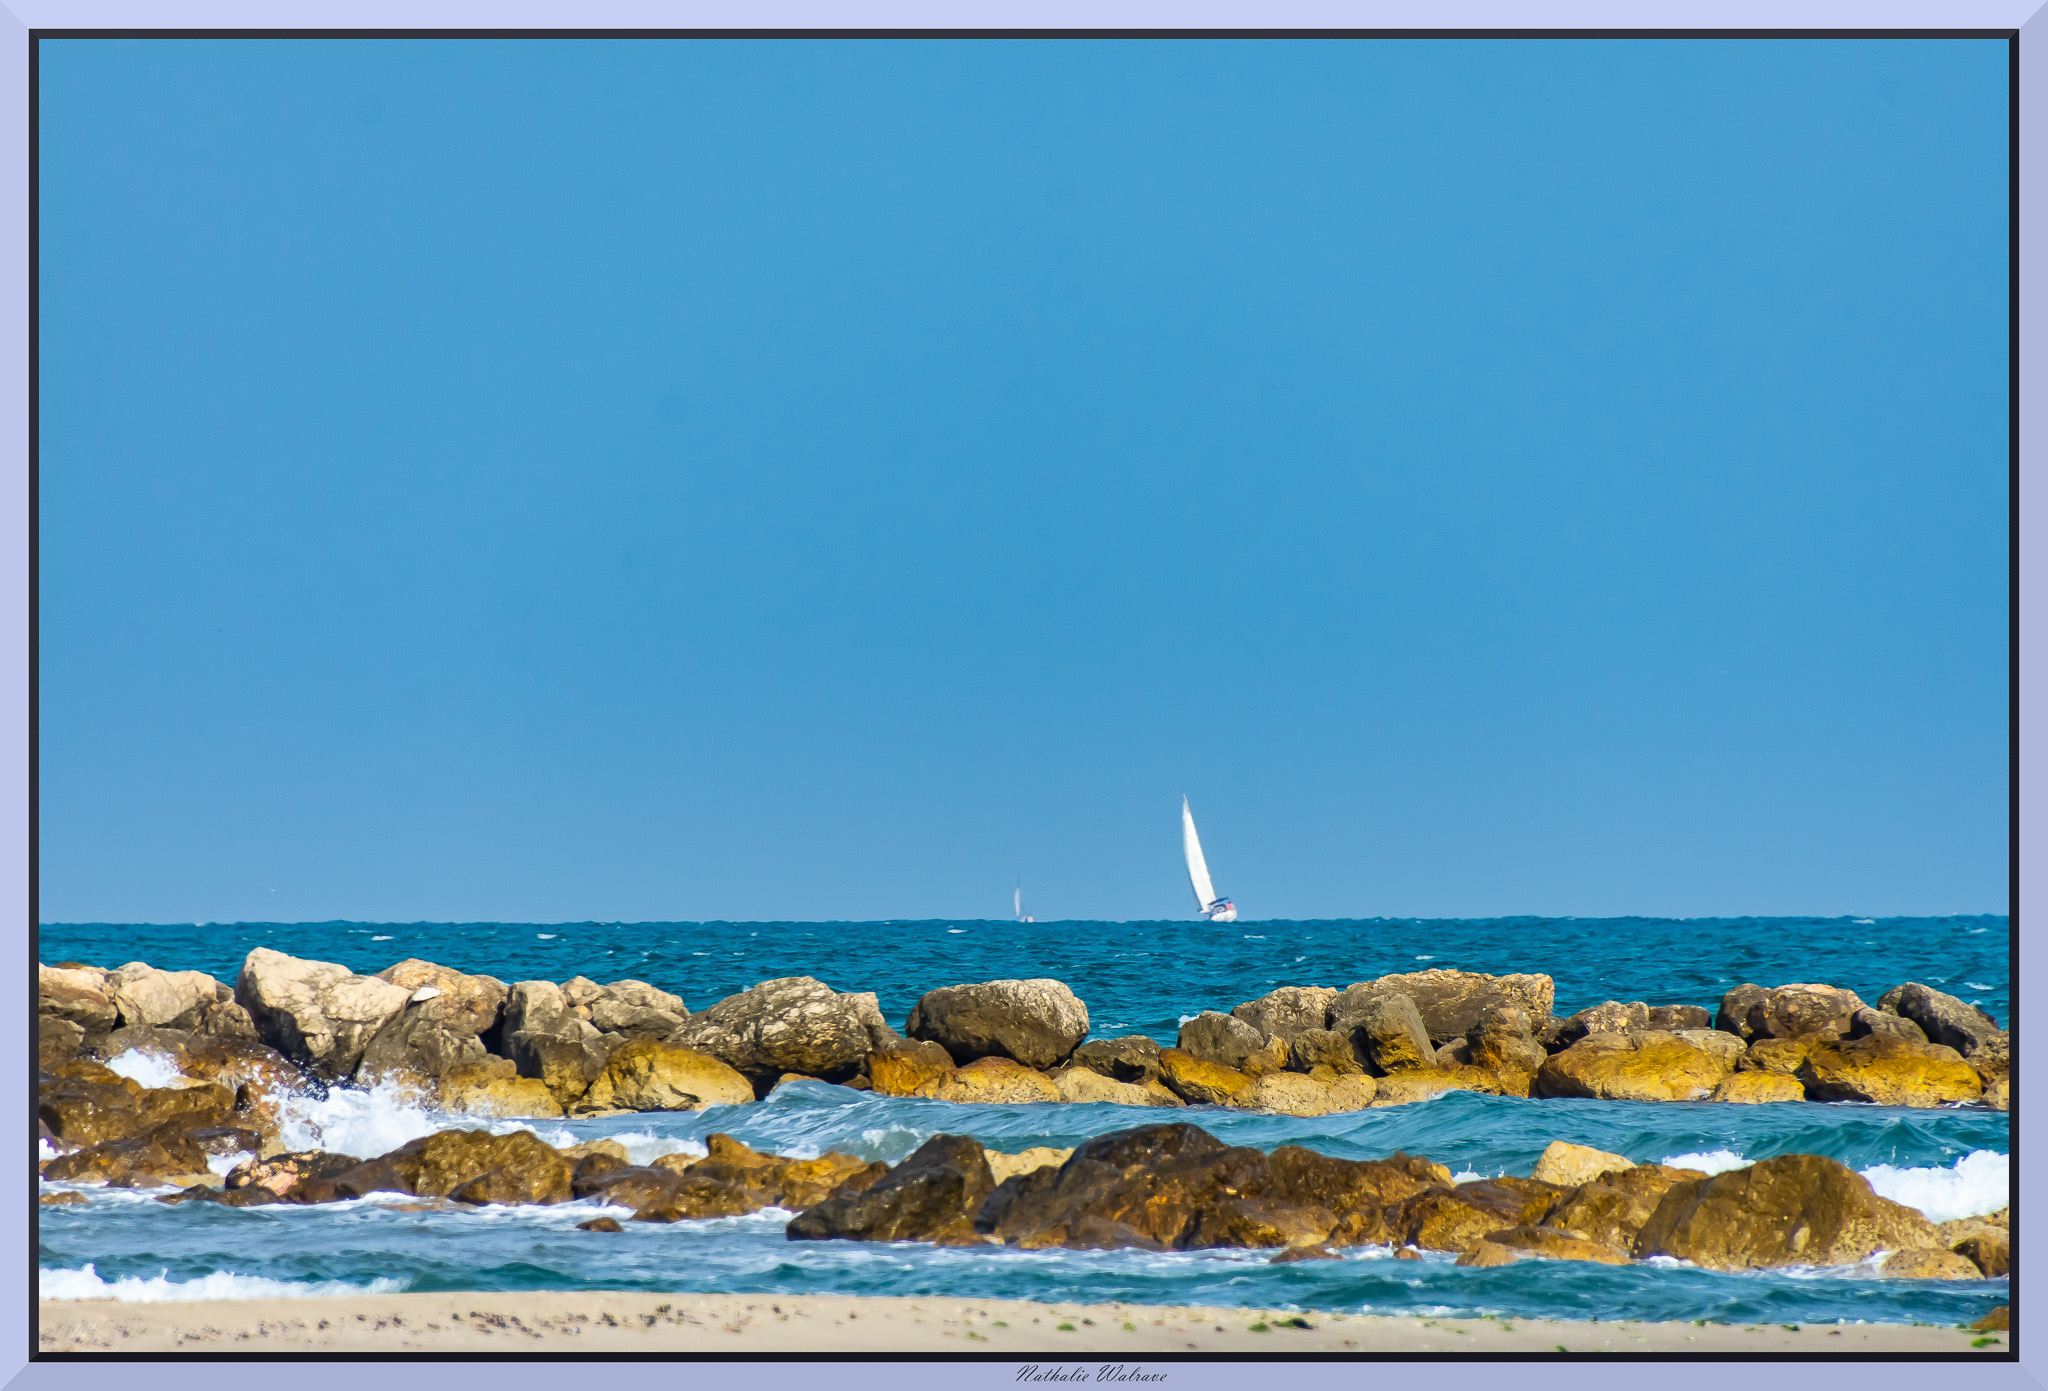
1014;881;1034;924
1181;796;1237;922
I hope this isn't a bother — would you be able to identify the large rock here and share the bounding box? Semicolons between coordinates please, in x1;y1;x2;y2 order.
304;1129;573;1204
1287;1029;1364;1074
671;976;895;1087
1534;1030;1733;1102
107;964;222;1032
1050;1067;1184;1107
786;1134;996;1245
976;1124;1355;1252
905;979;1088;1070
1332;970;1554;1045
1643;1005;1712;1031
434;1060;565;1118
574;1038;755;1113
986;1147;1075;1186
39;964;118;1033
1848;1007;1928;1044
1878;982;2003;1053
866;1041;957;1097
631;1135;886;1222
1153;1048;1254;1105
910;1056;1063;1104
1881;1247;1984;1280
1715;983;1864;1042
39;1071;235;1148
502;981;622;1106
1229;986;1338;1043
355;961;509;1096
234;948;412;1081
1794;1034;1983;1107
1540;1164;1706;1251
1389;1177;1564;1252
1175;1012;1285;1075
1227;1071;1355;1117
1552;1000;1648;1048
1530;1141;1633;1188
1068;1035;1163;1083
1337;992;1435;1074
39;1015;84;1070
41;1122;229;1187
1466;1005;1546;1082
1633;1154;1940;1270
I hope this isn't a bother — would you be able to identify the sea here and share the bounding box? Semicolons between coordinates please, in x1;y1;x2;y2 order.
36;914;2011;1327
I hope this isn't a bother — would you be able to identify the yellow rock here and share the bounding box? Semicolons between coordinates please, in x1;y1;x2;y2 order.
1230;1072;1343;1117
1153;1048;1254;1105
911;1056;1062;1104
1050;1067;1182;1107
1530;1141;1634;1187
1535;1032;1732;1102
573;1039;755;1113
1796;1035;1983;1108
435;1063;565;1119
867;1047;955;1098
1710;1071;1806;1104
1739;1037;1817;1075
986;1146;1073;1185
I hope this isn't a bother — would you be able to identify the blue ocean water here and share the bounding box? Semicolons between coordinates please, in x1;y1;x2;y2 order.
38;917;2010;1325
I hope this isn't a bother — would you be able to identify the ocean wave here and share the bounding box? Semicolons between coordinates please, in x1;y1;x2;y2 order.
1861;1150;2007;1223
41;1263;409;1302
103;1048;185;1090
1660;1148;1751;1175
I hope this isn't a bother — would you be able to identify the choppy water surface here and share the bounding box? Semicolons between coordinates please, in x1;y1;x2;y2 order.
37;916;2010;1325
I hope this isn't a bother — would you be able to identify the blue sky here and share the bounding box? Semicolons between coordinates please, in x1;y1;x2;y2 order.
37;38;2009;924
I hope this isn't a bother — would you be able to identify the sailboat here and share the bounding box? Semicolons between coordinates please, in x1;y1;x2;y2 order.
1014;882;1034;924
1181;796;1237;922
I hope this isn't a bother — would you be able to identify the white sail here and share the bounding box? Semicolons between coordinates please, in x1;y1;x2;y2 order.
1182;796;1218;912
1014;885;1022;918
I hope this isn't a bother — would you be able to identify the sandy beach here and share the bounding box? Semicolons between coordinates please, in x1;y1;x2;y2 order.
38;1291;2008;1355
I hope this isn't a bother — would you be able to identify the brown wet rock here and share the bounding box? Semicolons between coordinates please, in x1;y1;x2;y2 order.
225;1150;361;1198
1738;1037;1816;1075
1367;1067;1500;1106
42;1123;217;1187
1286;1028;1364;1075
1537;1164;1707;1251
1455;1225;1631;1266
1881;1247;1983;1280
39;1076;235;1148
1335;992;1434;1074
1176;1012;1286;1076
577;1216;624;1232
435;1059;565;1119
1049;1066;1185;1106
1633;1153;1940;1270
671;976;896;1087
786;1133;996;1246
1715;983;1865;1042
38;1191;87;1206
303;1128;573;1205
1390;1177;1564;1253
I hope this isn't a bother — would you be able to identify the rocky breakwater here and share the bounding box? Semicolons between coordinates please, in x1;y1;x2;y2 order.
779;1123;2007;1281
40;951;2009;1122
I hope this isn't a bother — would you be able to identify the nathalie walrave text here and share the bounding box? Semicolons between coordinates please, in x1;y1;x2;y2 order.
1016;1366;1167;1382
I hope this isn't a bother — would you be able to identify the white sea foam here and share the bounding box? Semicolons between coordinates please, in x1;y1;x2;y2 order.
205;1150;255;1176
42;1264;409;1303
371;934;394;941
103;1049;186;1090
38;1139;59;1162
272;1079;447;1157
1862;1150;2008;1224
1659;1148;1751;1175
